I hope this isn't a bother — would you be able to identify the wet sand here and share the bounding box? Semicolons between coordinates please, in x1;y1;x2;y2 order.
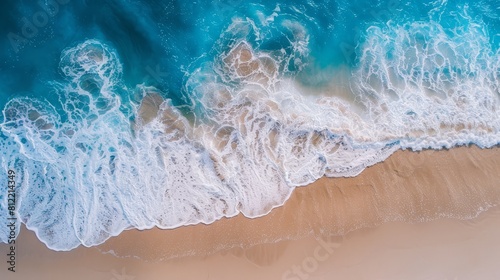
1;146;499;279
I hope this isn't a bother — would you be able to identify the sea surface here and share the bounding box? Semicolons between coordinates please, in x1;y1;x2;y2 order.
0;0;499;250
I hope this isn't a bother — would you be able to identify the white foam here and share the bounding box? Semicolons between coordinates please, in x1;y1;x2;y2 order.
348;18;500;149
0;11;499;250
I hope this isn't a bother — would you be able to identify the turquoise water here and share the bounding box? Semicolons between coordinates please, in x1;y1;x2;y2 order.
0;0;499;250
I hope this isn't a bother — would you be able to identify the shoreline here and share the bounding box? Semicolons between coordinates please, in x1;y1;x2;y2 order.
97;145;500;261
1;146;499;279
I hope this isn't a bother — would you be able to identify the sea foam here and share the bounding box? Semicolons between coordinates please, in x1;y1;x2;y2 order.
0;9;499;250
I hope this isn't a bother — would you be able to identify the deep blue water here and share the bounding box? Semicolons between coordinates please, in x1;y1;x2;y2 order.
2;0;497;108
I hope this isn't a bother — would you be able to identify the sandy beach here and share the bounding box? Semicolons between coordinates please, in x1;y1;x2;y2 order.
1;146;499;280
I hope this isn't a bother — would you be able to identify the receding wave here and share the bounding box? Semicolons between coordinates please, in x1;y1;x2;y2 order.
0;5;499;250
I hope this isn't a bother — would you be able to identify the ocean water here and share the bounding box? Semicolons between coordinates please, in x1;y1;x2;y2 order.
0;0;498;250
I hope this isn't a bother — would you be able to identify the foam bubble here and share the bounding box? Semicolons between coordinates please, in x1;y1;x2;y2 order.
349;16;500;149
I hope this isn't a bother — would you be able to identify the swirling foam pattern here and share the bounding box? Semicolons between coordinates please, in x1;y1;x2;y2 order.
0;2;498;250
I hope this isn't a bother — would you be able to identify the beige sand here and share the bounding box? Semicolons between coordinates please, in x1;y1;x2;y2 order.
1;146;499;280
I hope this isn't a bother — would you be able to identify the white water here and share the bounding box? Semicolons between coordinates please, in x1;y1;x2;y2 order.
0;15;498;250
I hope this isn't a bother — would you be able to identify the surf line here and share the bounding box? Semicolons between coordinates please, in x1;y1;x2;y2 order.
6;169;16;273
